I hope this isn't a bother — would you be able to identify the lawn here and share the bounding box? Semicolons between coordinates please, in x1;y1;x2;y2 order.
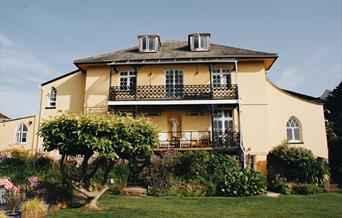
49;193;342;218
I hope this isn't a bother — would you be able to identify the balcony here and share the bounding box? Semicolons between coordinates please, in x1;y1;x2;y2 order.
109;84;238;101
154;130;240;151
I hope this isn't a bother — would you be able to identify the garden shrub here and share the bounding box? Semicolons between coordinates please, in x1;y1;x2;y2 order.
143;151;266;197
216;169;266;197
33;181;73;205
328;137;342;185
169;180;207;197
0;149;58;185
20;198;48;216
292;183;324;195
268;176;292;195
267;143;329;185
173;151;209;182
146;156;172;196
207;153;240;183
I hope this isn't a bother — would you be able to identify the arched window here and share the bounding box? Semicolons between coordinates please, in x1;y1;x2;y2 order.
286;116;302;142
15;123;28;144
48;87;57;107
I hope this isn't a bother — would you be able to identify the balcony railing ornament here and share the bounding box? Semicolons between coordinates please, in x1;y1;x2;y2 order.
109;84;238;101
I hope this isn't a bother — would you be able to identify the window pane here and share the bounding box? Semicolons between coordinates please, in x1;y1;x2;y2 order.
193;35;199;48
286;129;292;141
149;37;155;51
200;36;208;49
142;37;147;50
294;128;300;141
22;133;27;142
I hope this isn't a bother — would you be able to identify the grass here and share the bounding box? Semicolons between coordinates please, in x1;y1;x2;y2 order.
49;193;342;218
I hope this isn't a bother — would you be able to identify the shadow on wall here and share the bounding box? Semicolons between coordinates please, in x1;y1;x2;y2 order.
85;99;108;113
84;69;110;112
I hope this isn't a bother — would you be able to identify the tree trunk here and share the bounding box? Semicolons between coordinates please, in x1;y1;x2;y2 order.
84;185;109;209
74;185;109;209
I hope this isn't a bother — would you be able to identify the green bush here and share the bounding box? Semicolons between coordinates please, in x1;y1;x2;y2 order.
33;182;73;205
169;181;208;197
174;151;209;182
0;149;58;185
268;176;292;195
328;137;342;185
292;183;324;195
146;156;172;196
207;153;240;183
216;169;266;197
138;151;265;197
267;143;329;185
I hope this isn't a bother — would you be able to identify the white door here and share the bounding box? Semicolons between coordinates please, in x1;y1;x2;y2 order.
213;109;233;144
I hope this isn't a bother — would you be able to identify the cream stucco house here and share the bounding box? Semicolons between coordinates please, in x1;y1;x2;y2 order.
0;33;328;173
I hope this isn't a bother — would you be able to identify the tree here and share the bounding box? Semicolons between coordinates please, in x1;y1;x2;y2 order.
324;81;342;184
38;113;158;208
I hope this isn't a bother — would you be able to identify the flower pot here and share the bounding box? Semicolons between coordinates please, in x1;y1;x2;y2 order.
6;211;21;218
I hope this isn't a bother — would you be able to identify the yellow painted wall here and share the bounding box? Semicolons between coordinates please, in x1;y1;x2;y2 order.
40;71;86;120
111;64;234;86
0;59;327;169
37;71;86;152
236;61;328;173
84;66;110;113
0;116;36;152
266;81;328;158
237;62;269;158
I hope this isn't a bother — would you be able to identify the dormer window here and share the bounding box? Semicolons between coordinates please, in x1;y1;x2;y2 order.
138;35;160;52
189;33;210;51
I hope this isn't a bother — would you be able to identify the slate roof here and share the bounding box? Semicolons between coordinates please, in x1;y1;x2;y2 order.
281;89;323;104
74;41;277;64
0;113;10;120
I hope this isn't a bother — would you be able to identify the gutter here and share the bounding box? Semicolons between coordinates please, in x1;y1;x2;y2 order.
234;60;246;168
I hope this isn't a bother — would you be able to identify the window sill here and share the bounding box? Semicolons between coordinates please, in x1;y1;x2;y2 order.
45;106;56;109
11;143;27;146
140;50;158;53
192;48;209;52
287;141;304;144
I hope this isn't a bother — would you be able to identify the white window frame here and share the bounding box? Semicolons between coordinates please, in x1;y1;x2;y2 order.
139;36;157;52
191;34;209;51
48;87;57;107
211;68;231;87
165;69;183;97
213;109;234;134
14;123;28;144
286;116;302;143
119;71;136;90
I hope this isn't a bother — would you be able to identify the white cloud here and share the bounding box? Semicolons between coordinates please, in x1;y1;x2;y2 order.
275;68;306;90
0;33;57;117
0;33;13;46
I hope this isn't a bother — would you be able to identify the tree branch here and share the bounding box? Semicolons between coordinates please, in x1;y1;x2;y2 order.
84;157;104;186
102;160;115;185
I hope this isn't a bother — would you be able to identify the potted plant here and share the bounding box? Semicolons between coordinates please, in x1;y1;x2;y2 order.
4;189;22;218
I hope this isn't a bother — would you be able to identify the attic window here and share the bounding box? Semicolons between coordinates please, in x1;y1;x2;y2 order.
138;35;159;52
189;33;210;51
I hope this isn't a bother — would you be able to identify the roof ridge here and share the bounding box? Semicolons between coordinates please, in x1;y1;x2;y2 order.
74;45;138;63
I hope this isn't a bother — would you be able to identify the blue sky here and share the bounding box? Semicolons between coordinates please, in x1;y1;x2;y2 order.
0;0;341;118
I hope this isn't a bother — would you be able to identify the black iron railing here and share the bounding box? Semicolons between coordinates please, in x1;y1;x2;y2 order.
156;130;240;150
109;84;238;101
